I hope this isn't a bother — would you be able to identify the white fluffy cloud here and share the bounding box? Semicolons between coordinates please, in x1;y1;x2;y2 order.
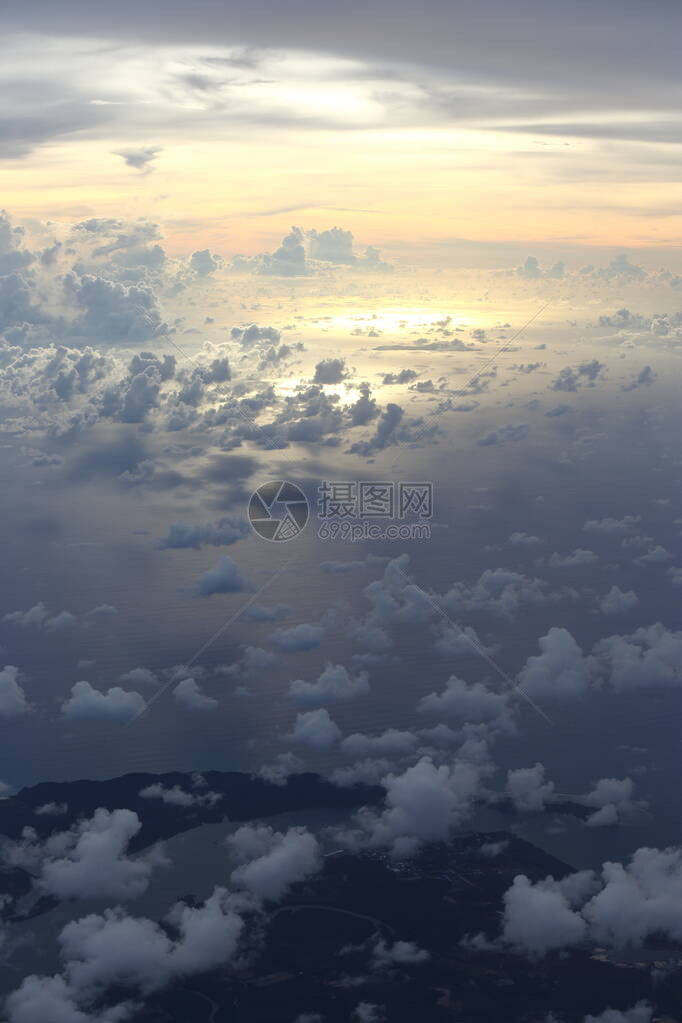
500;845;682;957
286;709;341;749
228;824;321;901
61;682;144;722
172;677;218;711
345;756;483;858
517;628;596;699
505;763;555;812
418;675;510;727
2;808;166;901
194;556;246;597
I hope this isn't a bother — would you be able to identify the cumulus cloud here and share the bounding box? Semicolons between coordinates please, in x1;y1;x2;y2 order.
599;586;639;615
172;677;218;711
288;662;370;705
61;682;144;722
0;665;30;716
194;556;246;596
517;628;596;700
313;358;348;384
418;675;511;727
2;808;166;901
505;763;555;812
343;756;483;858
500;844;682;958
340;728;418;759
270;623;324;652
444;567;546;619
501;872;594;956
227;824;321;901
286;708;341;749
6;885;247;1022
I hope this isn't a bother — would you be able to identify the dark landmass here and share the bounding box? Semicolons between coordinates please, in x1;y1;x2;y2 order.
132;833;682;1023
0;771;383;851
0;770;381;922
1;771;679;1020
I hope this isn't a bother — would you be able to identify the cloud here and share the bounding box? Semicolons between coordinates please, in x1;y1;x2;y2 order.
159;515;249;549
194;555;246;596
599;586;639;615
505;763;555;812
228;824;321;901
6;885;248;1022
313;357;348;384
547;548;599;568
349;402;438;456
584;1005;653;1023
270;623;324;651
370;937;429;969
583;515;640;535
61;681;144;721
139;782;221;807
0;665;30;716
114;146;162;172
189;249;223;276
66;273;167;343
501;872;594;956
172;677;218;711
594;623;682;691
340;728;418;758
418;676;511;730
444;567;546;619
288;662;370;705
344;756;483;858
517;628;596;700
231;226;392;276
119;667;159;688
286;708;341;749
2;808;166;901
551;360;605;392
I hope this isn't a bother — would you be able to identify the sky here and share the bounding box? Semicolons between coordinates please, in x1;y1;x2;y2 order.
3;0;682;260
1;4;682;1023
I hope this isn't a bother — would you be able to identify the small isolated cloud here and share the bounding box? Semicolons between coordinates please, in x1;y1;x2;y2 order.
195;556;246;596
313;358;347;384
270;623;324;652
173;677;218;711
140;783;221;808
115;145;162;172
286;708;341;749
61;681;144;721
547;548;599;568
599;586;639;615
